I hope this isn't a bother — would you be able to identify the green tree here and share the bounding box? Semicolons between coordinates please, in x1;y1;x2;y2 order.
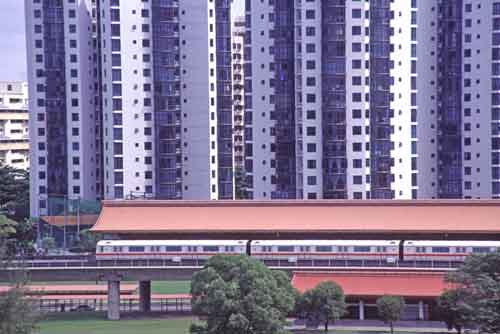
0;215;17;239
190;255;297;334
296;281;347;333
447;251;500;334
0;164;34;254
0;215;41;334
376;295;405;334
41;237;56;254
435;289;473;334
74;229;101;252
0;164;30;222
234;167;247;199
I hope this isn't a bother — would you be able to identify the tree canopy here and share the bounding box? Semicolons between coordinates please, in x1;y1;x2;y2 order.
376;295;405;334
447;251;500;333
436;289;473;334
295;281;347;333
0;164;29;222
190;255;297;334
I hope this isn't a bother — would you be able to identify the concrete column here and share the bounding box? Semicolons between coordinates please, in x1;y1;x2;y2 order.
107;280;120;320
418;301;425;320
139;281;151;312
359;300;365;320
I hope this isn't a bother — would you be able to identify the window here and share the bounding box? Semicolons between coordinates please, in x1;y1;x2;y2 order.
354;246;370;252
306;127;316;136
431;247;450;253
316;246;332;252
202;246;219;252
472;247;490;253
128;246;145;252
305;10;315;19
277;246;294;252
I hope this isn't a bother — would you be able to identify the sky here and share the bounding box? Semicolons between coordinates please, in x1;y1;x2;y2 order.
0;0;243;83
0;0;27;82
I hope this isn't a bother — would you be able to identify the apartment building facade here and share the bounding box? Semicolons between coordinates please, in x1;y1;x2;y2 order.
244;0;500;200
232;16;245;171
0;82;30;170
26;0;234;217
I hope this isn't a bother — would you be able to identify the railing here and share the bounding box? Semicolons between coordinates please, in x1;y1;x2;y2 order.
4;257;461;271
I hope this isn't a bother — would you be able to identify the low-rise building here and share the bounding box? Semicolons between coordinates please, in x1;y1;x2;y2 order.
0;81;29;169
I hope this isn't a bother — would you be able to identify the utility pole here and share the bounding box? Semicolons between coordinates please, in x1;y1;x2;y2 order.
63;195;68;252
76;197;81;238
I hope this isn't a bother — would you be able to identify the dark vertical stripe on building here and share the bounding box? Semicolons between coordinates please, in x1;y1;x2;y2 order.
94;0;104;199
322;1;347;199
271;0;296;199
215;0;234;199
437;0;463;198
370;0;393;199
43;0;68;198
152;0;182;199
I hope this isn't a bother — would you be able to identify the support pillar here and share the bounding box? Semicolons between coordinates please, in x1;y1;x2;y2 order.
418;301;425;320
139;281;151;312
107;280;120;320
359;300;365;320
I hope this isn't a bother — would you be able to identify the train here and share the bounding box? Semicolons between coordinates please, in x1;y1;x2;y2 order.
96;240;500;265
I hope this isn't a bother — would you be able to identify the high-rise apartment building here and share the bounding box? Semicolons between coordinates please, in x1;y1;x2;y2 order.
232;16;245;171
26;0;234;217
244;0;500;200
0;82;30;170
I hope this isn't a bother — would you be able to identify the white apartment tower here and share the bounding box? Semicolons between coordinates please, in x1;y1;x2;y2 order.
0;82;30;170
26;0;98;217
26;0;234;217
245;0;500;200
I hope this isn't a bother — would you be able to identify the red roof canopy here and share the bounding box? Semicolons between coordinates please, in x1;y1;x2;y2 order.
91;199;500;240
292;271;455;299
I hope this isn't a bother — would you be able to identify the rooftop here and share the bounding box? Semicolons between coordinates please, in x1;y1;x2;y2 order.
91;199;500;240
292;271;454;299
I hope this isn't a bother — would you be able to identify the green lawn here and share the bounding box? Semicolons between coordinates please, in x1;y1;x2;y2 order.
1;280;191;295
152;281;190;294
38;313;194;334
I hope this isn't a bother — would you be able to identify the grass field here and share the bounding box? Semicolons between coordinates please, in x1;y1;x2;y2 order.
38;313;194;334
152;280;190;294
38;313;450;334
0;280;191;295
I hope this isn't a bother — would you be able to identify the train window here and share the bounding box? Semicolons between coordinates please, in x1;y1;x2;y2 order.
97;246;103;253
299;246;310;252
432;247;450;253
129;246;145;252
338;246;349;252
472;247;490;253
416;247;426;253
316;246;332;252
354;246;370;252
203;246;219;252
225;246;235;252
455;247;466;253
376;246;387;253
113;246;122;252
150;246;161;252
165;246;182;252
262;246;273;252
187;246;197;252
277;246;294;252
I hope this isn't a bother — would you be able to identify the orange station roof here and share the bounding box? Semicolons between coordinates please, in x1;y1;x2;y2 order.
91;200;500;240
41;214;99;227
292;271;454;298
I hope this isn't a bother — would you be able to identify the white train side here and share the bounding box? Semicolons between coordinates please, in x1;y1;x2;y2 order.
96;240;500;264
